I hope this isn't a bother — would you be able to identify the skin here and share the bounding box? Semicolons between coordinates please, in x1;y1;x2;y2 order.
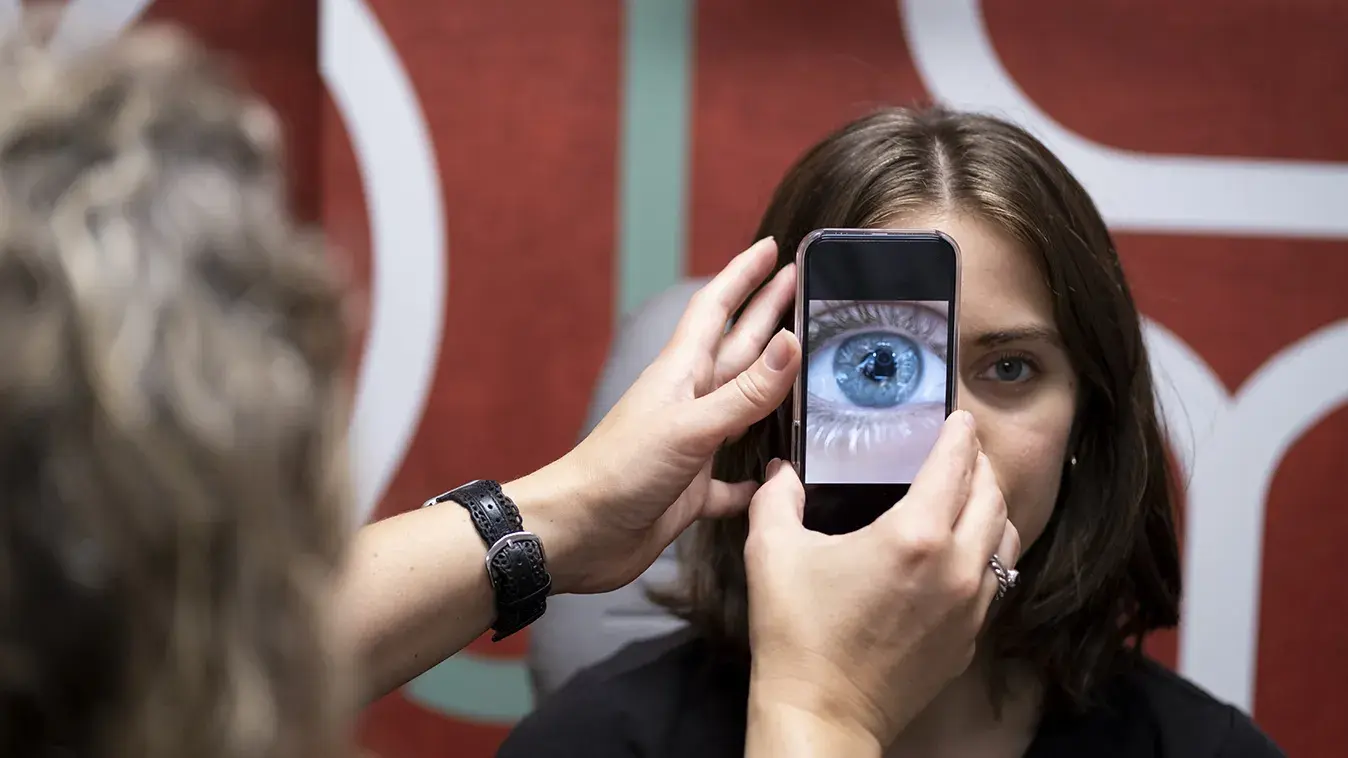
746;414;1018;758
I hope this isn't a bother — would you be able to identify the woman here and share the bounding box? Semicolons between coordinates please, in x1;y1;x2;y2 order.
499;108;1286;756
0;25;1000;758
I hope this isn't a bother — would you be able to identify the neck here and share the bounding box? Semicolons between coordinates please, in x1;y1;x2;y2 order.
885;656;1043;758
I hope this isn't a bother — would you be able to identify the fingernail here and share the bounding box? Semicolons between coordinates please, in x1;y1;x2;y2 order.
764;330;793;372
765;458;782;478
956;409;976;431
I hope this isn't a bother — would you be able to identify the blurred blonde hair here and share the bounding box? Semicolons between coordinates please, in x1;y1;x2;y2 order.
0;23;352;758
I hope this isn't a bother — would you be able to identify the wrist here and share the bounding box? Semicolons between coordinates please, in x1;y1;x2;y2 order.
501;457;593;595
749;659;888;748
748;677;883;757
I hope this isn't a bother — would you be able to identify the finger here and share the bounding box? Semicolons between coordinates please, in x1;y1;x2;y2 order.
747;458;806;534
669;237;779;359
650;460;760;550
976;519;1022;612
688;329;799;441
713;262;796;386
701;478;759;519
952;452;1009;574
998;518;1022;568
883;410;980;528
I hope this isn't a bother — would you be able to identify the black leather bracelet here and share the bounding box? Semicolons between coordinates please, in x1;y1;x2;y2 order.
423;480;551;641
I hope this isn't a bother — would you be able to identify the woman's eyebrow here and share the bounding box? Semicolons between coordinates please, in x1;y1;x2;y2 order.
967;325;1061;348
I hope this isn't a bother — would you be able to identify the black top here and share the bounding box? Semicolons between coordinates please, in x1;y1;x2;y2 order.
499;632;1284;758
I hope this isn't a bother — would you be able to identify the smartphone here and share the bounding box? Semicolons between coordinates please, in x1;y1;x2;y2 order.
791;229;960;534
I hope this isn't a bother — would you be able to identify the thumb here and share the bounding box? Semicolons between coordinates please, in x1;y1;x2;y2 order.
694;330;799;441
747;458;806;534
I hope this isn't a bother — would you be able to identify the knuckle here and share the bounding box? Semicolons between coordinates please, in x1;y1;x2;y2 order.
899;528;948;560
734;369;772;407
742;531;774;568
688;285;713;311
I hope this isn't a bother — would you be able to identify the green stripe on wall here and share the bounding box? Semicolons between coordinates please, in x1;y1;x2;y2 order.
616;0;694;317
403;652;533;725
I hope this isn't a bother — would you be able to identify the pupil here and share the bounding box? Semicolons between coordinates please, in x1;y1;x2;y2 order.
997;360;1019;380
832;332;923;408
864;347;898;380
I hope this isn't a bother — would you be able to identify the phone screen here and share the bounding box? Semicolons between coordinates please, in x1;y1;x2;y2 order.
794;230;958;533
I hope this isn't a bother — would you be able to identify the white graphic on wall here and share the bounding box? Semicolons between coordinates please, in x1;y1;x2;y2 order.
902;0;1348;713
902;0;1348;240
1150;321;1348;709
320;0;446;524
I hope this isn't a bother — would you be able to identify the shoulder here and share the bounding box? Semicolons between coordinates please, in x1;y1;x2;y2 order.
499;631;747;758
1107;658;1284;757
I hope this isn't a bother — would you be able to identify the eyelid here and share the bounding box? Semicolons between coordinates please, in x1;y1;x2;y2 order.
810;301;948;361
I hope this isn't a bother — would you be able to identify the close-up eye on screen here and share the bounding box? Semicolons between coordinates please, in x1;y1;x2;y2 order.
804;298;950;484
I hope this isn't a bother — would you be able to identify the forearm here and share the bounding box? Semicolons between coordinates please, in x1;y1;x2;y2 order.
745;684;882;758
335;464;584;702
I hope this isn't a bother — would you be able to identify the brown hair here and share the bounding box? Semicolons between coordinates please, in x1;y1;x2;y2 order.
0;26;352;758
658;107;1182;710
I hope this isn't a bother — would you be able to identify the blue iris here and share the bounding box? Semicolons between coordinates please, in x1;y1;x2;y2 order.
832;331;922;408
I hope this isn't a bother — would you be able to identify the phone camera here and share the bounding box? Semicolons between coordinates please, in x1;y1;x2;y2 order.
862;346;899;381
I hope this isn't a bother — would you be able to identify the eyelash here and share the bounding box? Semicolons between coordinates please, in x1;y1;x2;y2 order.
981;351;1040;381
808;302;948;362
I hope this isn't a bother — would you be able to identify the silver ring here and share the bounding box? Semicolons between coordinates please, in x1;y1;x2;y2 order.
988;554;1020;599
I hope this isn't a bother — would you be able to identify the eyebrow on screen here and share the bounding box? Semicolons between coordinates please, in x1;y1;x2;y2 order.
969;325;1061;348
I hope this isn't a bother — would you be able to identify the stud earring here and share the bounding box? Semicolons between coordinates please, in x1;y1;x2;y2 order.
1070;455;1078;467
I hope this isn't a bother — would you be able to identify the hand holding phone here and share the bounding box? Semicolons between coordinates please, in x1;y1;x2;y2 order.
746;412;1019;748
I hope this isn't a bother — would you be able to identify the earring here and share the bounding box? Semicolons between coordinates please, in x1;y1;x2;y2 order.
1070;455;1078;467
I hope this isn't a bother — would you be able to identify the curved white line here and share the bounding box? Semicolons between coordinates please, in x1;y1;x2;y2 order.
1179;320;1348;709
900;0;1348;239
1144;318;1228;479
321;0;446;523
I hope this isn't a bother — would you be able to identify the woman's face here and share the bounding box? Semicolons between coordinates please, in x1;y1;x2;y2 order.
928;211;1077;549
800;211;1077;550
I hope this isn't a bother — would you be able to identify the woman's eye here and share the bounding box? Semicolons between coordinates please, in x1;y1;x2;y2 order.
808;328;946;411
978;357;1036;384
